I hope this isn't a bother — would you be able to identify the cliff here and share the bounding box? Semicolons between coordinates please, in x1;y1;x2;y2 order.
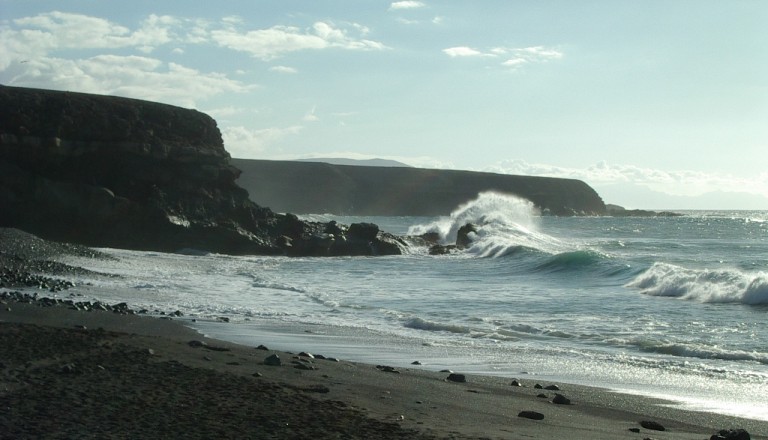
232;159;607;216
0;86;403;256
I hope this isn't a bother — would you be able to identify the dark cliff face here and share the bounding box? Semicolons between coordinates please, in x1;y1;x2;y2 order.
232;159;607;217
0;86;403;256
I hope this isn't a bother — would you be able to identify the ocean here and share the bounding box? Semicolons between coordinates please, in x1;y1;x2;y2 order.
53;192;768;421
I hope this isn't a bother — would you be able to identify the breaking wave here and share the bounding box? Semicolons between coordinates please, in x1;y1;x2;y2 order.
408;192;566;257
627;263;768;305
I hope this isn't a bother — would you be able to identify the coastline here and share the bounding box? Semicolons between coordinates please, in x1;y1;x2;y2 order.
1;296;763;439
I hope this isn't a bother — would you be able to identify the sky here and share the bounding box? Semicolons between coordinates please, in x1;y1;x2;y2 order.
2;1;767;209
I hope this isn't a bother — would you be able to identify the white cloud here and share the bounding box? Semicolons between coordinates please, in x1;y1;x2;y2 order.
443;46;488;57
6;54;251;108
389;1;426;10
222;125;303;158
443;44;563;69
269;65;298;74
486;159;768;199
0;12;254;107
211;21;386;60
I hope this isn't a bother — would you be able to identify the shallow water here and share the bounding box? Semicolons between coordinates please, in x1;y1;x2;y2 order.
48;194;768;421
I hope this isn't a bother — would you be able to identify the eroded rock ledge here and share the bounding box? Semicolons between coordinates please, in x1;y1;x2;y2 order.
0;85;402;256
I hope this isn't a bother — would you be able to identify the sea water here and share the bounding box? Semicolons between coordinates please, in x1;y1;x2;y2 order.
46;193;768;421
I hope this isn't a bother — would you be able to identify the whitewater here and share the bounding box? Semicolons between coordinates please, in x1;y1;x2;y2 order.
42;192;768;421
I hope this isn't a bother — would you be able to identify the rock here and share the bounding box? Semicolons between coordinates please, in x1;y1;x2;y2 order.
255;344;269;351
628;428;641;433
640;421;665;431
711;429;751;440
518;411;545;420
188;340;207;348
536;393;548;398
264;354;282;366
552;394;571;405
456;223;478;248
534;384;543;389
297;352;315;359
510;380;522;387
446;373;466;383
411;361;422;365
0;86;409;257
376;365;400;374
544;384;560;391
59;363;78;374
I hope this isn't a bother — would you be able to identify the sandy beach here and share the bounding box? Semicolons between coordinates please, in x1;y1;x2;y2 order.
1;294;764;440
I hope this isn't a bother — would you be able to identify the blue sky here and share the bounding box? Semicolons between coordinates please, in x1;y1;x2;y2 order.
2;1;767;209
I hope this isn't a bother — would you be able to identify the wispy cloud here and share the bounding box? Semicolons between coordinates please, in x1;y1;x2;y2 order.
442;46;489;57
486;159;768;199
303;106;319;122
222;125;303;158
211;21;386;60
389;1;426;11
269;65;298;74
443;44;563;69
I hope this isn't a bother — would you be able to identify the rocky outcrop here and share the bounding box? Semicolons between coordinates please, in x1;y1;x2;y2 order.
0;86;403;256
232;159;607;216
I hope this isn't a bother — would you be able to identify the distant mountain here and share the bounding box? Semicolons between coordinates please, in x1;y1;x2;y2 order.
296;157;412;168
595;183;768;210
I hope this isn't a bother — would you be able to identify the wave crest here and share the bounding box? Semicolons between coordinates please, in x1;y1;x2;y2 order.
408;192;565;257
627;263;768;305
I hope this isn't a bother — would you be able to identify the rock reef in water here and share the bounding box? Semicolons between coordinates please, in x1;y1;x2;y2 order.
233;159;607;217
0;85;402;256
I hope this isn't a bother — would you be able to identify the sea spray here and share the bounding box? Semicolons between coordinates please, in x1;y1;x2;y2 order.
627;262;768;305
407;192;566;257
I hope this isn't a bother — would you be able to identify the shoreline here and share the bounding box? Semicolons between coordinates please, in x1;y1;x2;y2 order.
1;294;764;439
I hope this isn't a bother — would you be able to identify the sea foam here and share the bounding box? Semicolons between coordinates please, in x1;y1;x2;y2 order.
408;191;565;257
627;262;768;305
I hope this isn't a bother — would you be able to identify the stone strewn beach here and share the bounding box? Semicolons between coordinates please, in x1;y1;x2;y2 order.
1;296;764;440
1;229;765;439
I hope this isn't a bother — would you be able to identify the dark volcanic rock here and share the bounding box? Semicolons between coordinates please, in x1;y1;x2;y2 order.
518;410;545;420
711;429;751;440
0;86;403;256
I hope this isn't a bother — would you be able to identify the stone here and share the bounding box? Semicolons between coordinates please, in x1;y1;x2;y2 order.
536;394;548;398
552;394;571;405
376;365;400;374
255;344;269;351
188;340;207;348
456;223;478;248
534;384;543;389
640;421;665;431
264;354;282;366
628;428;641;433
518;411;545;420
510;380;522;387
544;384;560;390
446;373;466;383
411;361;422;365
298;352;314;359
711;429;751;440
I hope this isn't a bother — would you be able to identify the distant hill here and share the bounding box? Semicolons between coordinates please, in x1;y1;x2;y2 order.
595;183;768;210
297;157;412;167
232;159;606;216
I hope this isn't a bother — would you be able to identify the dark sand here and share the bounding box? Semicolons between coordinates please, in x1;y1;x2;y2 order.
1;228;764;439
1;300;765;440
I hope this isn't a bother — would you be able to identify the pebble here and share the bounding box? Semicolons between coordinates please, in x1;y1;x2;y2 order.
264;354;282;366
640;420;665;431
710;429;751;440
518;411;545;420
446;373;466;383
552;394;571;405
510;380;522;387
544;384;560;391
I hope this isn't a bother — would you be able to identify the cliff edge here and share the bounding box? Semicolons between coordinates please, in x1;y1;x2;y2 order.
0;86;403;256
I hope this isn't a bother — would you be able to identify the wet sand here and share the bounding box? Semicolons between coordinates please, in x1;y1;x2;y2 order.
1;298;764;440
